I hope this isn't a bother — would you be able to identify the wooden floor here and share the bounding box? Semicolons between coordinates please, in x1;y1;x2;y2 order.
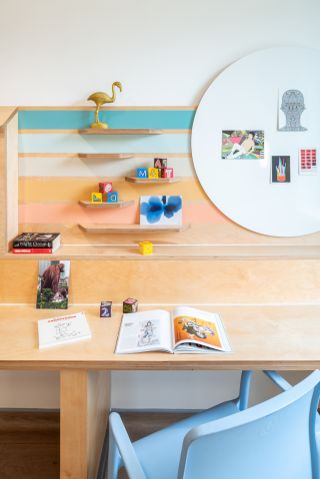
0;410;190;479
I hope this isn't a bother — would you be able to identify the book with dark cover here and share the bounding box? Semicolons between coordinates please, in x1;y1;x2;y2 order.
13;233;60;250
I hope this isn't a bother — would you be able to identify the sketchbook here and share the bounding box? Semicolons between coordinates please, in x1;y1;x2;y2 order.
38;312;91;349
115;306;231;354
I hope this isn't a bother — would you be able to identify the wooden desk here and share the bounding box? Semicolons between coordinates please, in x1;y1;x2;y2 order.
0;303;319;478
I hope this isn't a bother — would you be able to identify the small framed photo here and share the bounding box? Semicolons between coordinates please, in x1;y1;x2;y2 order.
271;156;291;183
299;148;317;175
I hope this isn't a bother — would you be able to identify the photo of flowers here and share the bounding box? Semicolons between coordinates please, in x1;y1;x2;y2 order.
271;156;291;183
221;130;264;159
140;195;182;226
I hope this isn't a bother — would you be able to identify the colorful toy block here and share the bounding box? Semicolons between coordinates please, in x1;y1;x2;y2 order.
100;301;112;318
123;297;138;313
99;182;113;194
154;158;167;169
91;192;103;203
148;167;159;179
107;191;118;203
163;167;174;178
139;240;153;255
136;168;148;178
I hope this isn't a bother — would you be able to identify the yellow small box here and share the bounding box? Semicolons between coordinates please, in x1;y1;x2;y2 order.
139;240;153;255
148;167;159;179
91;192;103;203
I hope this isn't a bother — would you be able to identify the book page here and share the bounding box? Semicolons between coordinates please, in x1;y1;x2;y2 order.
115;310;172;354
171;306;230;352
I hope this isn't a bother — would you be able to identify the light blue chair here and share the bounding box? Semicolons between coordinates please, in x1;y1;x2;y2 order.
107;370;320;479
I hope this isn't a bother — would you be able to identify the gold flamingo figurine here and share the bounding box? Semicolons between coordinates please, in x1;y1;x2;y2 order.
87;81;123;129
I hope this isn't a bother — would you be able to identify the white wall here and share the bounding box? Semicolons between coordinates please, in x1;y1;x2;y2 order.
0;0;318;409
0;0;319;106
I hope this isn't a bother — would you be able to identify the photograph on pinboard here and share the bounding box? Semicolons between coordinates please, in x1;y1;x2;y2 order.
140;195;182;226
299;148;317;175
36;260;70;309
278;89;307;131
221;130;264;159
271;156;291;183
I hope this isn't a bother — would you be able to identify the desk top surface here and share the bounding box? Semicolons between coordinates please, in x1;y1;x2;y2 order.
0;304;319;371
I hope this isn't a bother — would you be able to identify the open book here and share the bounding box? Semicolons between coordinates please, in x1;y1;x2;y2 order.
115;306;231;354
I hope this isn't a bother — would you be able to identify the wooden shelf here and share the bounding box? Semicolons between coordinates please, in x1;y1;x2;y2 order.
79;200;133;209
125;176;181;184
78;224;190;234
78;129;163;135
78;153;134;160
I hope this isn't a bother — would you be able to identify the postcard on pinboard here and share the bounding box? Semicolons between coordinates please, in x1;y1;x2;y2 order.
299;148;317;175
221;130;264;160
271;156;291;183
140;195;182;226
278;89;308;132
36;260;70;309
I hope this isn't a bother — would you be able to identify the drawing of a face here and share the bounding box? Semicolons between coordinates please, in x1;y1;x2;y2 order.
280;89;307;131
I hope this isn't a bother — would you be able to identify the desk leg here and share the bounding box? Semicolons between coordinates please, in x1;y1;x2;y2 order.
60;370;111;479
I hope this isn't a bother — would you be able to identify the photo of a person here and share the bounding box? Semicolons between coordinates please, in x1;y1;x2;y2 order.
221;130;264;160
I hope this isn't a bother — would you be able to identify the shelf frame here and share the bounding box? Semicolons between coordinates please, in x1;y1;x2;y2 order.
125;176;181;184
78;128;163;135
79;200;134;209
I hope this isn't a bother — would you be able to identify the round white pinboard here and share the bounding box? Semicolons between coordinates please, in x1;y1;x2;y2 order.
192;47;320;237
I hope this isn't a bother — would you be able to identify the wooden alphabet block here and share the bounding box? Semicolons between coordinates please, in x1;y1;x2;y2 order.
136;168;148;178
107;191;118;203
123;297;138;313
91;192;103;203
139;240;153;255
100;301;112;318
148;167;159;179
154;158;167;169
163;168;174;178
99;182;113;194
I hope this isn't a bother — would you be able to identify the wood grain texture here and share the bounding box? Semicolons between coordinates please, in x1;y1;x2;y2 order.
87;371;110;479
125;176;181;184
0;107;17;128
79;200;134;209
1;258;320;304
60;370;87;479
0;411;59;479
0;304;319;370
17;223;320;246
78;128;164;135
79;224;190;234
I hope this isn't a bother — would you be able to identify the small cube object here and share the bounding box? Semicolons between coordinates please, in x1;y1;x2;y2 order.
99;182;113;194
136;168;148;178
148;167;159;179
91;192;103;203
154;158;167;169
123;298;138;313
139;240;153;255
100;301;112;318
163;167;174;178
107;191;118;203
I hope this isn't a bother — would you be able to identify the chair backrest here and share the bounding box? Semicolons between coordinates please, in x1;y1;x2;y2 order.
178;370;320;479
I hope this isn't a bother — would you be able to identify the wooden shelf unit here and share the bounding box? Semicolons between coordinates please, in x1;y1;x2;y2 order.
125;176;181;184
0;107;18;254
79;200;134;209
78;153;134;160
78;128;163;135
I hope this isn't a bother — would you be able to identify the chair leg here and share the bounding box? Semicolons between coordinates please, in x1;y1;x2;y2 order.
107;427;121;479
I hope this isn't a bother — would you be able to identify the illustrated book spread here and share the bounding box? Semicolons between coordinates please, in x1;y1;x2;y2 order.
38;312;91;349
115;306;231;354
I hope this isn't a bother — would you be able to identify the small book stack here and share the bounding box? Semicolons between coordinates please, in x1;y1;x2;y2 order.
12;232;61;254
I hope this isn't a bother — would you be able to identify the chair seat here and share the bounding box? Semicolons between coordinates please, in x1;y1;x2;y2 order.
132;400;239;479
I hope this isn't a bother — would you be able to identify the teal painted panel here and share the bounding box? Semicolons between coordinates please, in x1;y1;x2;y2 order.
18;110;195;130
19;133;191;154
